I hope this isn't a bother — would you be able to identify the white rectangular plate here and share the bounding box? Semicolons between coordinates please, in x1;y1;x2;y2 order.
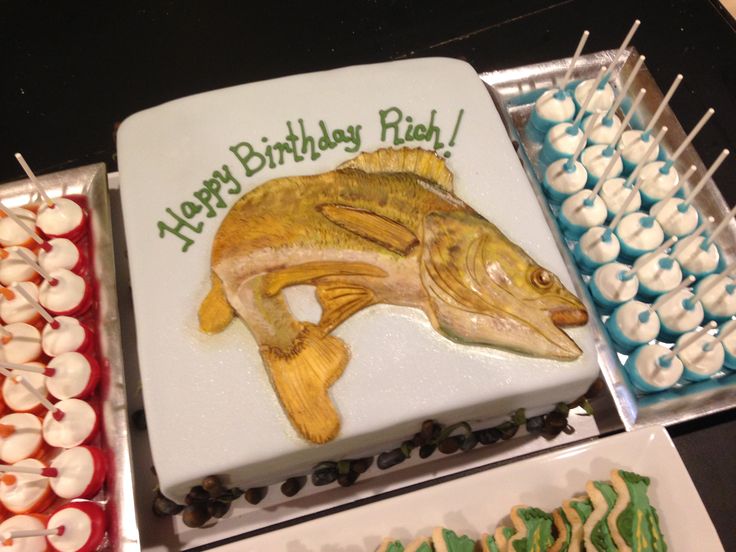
233;426;723;551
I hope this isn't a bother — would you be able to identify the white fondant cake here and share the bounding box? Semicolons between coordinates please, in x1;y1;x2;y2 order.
117;58;600;501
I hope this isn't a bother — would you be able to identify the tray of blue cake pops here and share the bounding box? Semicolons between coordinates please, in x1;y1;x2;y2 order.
481;20;736;431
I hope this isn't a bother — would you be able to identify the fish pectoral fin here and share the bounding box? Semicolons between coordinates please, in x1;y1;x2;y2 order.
316;283;376;334
198;272;234;333
337;147;454;191
317;204;419;255
263;261;387;297
260;323;347;444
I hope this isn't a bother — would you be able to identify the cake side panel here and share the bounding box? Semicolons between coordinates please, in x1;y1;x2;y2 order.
118;57;599;502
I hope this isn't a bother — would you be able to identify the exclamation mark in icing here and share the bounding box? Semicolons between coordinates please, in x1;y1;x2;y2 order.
444;108;465;158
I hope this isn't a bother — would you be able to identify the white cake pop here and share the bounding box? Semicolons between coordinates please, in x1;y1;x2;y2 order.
0;459;53;514
637;108;715;206
0;514;48;551
0;207;37;250
693;265;736;322
48;446;106;500
41;317;93;358
0;247;39;287
1;367;48;414
676;323;724;381
618;75;683;173
649;165;698;238
0;283;41;326
37;238;83;274
589;261;639;313
0;323;41;365
605;299;660;353
654;279;703;341
624;343;684;393
42;399;98;449
46;501;107;552
672;215;724;280
38;269;91;318
45;352;100;401
632;235;682;299
0;413;44;464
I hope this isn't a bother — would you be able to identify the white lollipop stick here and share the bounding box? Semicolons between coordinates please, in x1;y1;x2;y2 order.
713;322;736;346
0;463;58;477
573;66;608;125
1;527;62;543
0;368;61;419
559;30;590;90
643;74;683;135
653;275;696;310
607;173;648;232
589;148;625;200
566;113;600;171
668;108;716;163
706;203;736;247
684;150;729;205
11;284;56;326
0;202;44;247
622;236;679;279
608;88;646;150
14;153;55;208
689;262;736;304
663;321;718;360
672;217;714;257
606;55;646;120
14;249;58;285
604;19;641;81
0;361;53;376
656;164;696;206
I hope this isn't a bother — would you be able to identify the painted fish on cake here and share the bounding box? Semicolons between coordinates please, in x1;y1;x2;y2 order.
199;148;588;444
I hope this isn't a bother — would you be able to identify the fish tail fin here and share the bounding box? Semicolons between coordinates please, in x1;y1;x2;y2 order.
198;272;234;333
260;323;347;444
338;147;454;191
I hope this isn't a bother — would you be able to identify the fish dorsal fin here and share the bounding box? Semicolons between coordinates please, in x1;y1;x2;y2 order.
338;147;454;192
318;203;419;255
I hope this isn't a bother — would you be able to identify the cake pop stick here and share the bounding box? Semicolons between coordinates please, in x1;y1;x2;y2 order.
686;262;736;306
0;368;62;421
565;113;600;172
675;217;713;251
705;203;736;247
0;361;54;376
572;66;607;127
605;55;646;123
0;203;47;251
0;464;57;477
684;149;729;207
705;319;736;351
602;174;646;242
652;276;696;310
14;154;55;209
604;88;647;156
585;149;625;206
658;321;717;366
13;249;57;286
11;285;57;327
558;30;590;91
619;236;678;281
2;526;62;545
627;126;669;184
658;108;715;173
641;75;684;137
603;20;641;82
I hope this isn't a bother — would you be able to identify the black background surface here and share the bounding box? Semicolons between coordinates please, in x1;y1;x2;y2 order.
2;1;735;549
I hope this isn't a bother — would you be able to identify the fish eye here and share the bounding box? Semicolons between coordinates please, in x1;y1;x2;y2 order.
531;268;553;289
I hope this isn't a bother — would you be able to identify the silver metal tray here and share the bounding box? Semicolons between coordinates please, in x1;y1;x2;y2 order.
481;49;736;431
0;164;140;551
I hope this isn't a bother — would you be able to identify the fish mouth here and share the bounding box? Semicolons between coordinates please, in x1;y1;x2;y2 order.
549;305;589;327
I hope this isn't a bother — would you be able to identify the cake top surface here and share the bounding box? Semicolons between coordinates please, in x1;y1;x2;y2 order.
117;57;599;501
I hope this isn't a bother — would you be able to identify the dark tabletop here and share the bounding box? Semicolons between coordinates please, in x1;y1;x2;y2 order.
2;0;735;549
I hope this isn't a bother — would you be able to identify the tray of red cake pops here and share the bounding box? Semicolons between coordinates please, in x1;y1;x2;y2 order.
481;20;736;431
0;161;137;550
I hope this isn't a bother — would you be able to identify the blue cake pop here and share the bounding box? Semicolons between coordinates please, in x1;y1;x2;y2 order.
606;300;660;353
676;322;724;381
654;277;702;342
589;261;639;314
649;165;699;239
718;320;736;370
624;343;684;393
632;235;682;300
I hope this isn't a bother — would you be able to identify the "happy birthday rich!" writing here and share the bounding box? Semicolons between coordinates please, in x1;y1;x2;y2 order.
157;106;465;252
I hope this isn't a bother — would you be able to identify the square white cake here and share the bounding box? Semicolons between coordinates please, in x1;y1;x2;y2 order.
117;58;599;502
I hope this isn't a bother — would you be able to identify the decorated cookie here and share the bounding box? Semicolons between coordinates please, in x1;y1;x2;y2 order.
48;446;106;500
0;459;54;514
37;239;84;275
0;514;49;552
38;271;91;318
404;537;433;552
583;480;619;552
548;508;572;552
376;538;404;552
41;318;92;358
45;353;99;401
46;501;106;552
507;506;554;552
35;199;86;242
431;527;475;552
0;323;42;365
0;414;44;464
561;495;592;552
607;470;667;552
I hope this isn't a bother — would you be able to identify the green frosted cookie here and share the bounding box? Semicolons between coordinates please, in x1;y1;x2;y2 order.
431;527;476;552
549;507;572;552
405;537;434;552
376;538;405;552
481;526;514;552
560;495;592;552
507;506;554;552
584;480;618;552
608;470;667;552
